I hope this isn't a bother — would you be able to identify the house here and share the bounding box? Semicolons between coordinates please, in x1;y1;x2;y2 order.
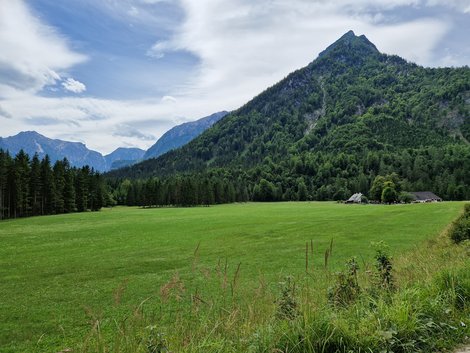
346;193;363;204
410;191;442;203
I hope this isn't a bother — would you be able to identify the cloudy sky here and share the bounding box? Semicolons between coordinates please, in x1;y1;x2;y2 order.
0;0;469;154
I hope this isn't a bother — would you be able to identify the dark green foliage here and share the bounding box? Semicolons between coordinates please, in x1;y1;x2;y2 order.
381;184;398;204
398;191;414;204
0;149;107;220
106;33;469;203
276;276;299;320
108;170;246;207
450;203;470;243
253;178;278;202
12;150;31;218
370;174;401;202
374;242;394;291
146;327;169;353
328;257;361;307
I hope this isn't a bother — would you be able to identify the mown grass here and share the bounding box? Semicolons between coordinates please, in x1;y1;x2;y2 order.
0;202;467;352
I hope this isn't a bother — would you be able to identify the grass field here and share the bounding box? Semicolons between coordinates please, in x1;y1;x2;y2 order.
0;202;467;352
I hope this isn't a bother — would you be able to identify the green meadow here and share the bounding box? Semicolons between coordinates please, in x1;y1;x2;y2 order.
0;202;467;352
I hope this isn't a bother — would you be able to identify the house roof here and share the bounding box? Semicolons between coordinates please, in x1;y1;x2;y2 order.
410;191;442;201
347;193;362;202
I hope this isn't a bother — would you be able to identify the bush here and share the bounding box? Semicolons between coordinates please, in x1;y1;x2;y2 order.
374;242;394;291
381;185;397;204
450;204;470;243
328;258;361;307
276;276;299;320
398;191;414;204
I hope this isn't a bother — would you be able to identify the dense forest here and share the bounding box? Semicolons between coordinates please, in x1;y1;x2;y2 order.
109;144;469;207
0;149;108;220
107;32;470;205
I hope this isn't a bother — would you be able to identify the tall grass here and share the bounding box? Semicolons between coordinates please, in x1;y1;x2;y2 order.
76;217;470;353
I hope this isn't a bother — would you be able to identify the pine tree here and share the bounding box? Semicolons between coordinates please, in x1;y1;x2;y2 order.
30;154;42;216
75;168;88;212
40;155;55;215
63;162;76;213
0;150;9;219
53;160;66;214
14;150;31;217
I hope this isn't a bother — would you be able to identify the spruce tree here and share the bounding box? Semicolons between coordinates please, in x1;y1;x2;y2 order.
14;150;31;217
53;160;66;214
40;155;55;215
30;154;42;216
63;161;76;213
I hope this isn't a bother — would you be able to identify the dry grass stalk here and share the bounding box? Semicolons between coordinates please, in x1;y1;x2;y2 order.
160;272;186;302
113;279;129;306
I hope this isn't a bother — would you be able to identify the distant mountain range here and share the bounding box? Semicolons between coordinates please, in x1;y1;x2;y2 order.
104;147;146;170
0;111;229;172
144;111;228;159
0;131;111;171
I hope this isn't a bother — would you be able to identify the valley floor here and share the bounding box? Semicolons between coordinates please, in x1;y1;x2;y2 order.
0;202;468;352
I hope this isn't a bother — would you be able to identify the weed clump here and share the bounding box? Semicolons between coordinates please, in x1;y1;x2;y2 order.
373;241;395;291
450;203;470;243
147;326;170;353
276;276;299;320
328;257;361;307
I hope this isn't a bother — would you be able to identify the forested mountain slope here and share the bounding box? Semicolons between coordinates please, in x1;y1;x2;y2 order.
108;31;470;201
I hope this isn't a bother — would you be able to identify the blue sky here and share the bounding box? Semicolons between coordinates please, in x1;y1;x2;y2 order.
0;0;469;153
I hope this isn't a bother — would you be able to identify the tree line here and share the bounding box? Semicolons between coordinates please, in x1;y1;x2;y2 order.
0;149;108;220
108;142;469;207
108;171;249;207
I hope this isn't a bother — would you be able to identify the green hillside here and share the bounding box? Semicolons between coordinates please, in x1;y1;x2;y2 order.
108;31;470;201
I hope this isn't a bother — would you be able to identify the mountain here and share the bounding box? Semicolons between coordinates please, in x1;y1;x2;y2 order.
143;111;229;159
0;131;108;171
0;131;146;172
108;31;470;201
105;147;145;170
0;110;226;172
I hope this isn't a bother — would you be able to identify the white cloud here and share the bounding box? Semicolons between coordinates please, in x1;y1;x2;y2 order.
161;95;177;103
0;0;465;154
62;78;87;94
113;124;156;141
0;0;87;94
147;41;172;58
128;6;139;16
148;0;451;115
0;90;212;153
425;0;470;13
140;0;170;4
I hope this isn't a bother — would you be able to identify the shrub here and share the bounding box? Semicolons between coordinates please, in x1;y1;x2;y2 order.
450;204;470;243
381;186;397;204
374;242;394;291
276;276;299;320
328;257;361;307
398;191;414;204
